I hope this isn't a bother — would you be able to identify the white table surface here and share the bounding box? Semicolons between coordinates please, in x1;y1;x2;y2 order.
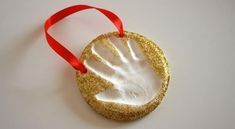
0;0;234;129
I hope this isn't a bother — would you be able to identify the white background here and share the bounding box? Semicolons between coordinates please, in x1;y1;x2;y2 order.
0;0;234;129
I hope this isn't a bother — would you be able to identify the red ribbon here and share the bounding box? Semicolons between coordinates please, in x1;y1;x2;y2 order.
44;5;124;73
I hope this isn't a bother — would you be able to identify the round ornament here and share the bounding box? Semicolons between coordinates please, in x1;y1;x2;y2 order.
44;5;170;121
77;31;170;121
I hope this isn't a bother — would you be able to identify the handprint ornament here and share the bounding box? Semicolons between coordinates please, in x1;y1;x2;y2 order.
77;32;170;121
45;5;170;121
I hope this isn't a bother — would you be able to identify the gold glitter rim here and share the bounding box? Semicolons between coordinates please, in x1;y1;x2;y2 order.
76;31;170;121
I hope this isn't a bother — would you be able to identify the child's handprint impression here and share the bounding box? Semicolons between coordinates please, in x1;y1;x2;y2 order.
84;36;162;105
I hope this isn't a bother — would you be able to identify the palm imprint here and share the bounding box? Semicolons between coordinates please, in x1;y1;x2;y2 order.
84;36;162;105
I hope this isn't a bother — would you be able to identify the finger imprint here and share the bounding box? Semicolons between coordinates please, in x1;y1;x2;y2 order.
92;41;122;66
127;39;146;61
108;36;132;62
84;58;115;81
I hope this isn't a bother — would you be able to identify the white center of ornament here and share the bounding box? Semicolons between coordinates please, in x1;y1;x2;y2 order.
84;36;162;105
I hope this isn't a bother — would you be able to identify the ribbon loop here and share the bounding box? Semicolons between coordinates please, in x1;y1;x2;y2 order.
44;5;124;73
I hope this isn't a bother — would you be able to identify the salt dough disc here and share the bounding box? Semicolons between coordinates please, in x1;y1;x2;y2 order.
76;31;170;121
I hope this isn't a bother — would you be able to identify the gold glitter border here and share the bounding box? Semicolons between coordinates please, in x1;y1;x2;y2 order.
76;31;170;121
